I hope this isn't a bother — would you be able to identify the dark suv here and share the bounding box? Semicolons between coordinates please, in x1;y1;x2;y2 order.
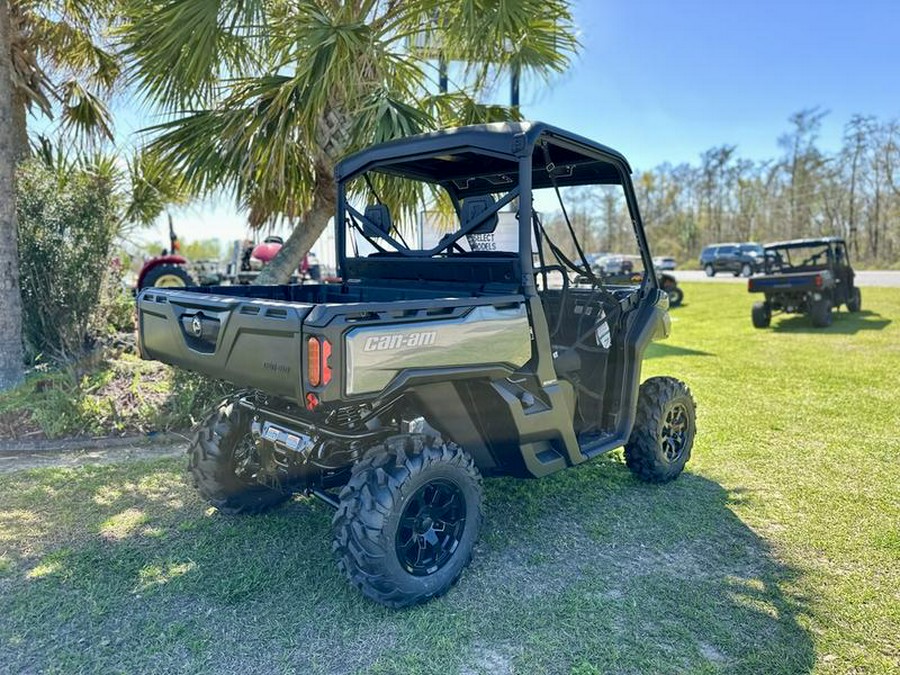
699;242;765;277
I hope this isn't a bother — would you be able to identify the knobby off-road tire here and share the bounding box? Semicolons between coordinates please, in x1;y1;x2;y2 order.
142;263;197;290
751;302;771;328
625;377;696;483
667;286;684;308
847;287;862;313
332;435;483;609
810;298;833;328
187;398;290;515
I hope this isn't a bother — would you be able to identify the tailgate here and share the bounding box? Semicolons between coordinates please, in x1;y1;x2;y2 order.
748;272;820;293
137;288;314;399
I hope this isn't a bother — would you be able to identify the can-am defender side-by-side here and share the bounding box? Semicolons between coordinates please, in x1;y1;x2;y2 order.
748;237;860;328
136;122;696;608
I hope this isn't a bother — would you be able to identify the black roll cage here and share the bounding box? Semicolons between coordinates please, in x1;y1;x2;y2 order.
334;122;657;299
763;238;851;271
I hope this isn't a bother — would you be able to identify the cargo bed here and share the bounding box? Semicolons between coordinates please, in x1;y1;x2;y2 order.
137;281;530;405
748;269;833;293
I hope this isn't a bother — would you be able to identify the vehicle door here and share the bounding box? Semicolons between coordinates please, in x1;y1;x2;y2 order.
716;245;737;272
832;242;854;302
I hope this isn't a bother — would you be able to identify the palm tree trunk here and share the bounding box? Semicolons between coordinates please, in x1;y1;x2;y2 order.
11;85;27;160
0;0;25;389
256;171;336;285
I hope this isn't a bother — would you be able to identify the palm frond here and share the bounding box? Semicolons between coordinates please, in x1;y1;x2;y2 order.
30;14;122;92
120;0;268;110
125;148;190;226
144;75;319;225
125;0;580;230
59;79;114;142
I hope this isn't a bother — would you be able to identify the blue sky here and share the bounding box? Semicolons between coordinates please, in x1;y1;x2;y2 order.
526;0;900;169
119;0;900;247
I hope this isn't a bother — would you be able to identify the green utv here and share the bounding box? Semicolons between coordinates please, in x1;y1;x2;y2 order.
137;122;696;608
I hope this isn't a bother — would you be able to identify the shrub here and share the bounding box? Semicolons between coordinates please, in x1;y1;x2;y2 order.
160;370;234;428
16;160;121;362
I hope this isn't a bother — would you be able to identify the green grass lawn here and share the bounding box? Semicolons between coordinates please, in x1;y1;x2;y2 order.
1;283;898;674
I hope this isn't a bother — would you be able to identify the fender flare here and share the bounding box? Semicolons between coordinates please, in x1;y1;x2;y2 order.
137;255;189;289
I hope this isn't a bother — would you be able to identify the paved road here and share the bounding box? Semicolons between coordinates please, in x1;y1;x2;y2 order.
672;270;900;287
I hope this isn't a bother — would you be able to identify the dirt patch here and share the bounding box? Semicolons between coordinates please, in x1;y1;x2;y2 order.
461;644;520;675
0;442;187;474
0;409;45;441
698;641;727;664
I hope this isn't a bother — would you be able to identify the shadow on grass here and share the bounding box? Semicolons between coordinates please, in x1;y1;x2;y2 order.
772;309;891;334
645;342;715;359
0;456;815;674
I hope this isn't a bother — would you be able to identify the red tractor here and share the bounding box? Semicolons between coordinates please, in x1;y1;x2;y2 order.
136;216;199;290
137;219;321;291
231;235;321;284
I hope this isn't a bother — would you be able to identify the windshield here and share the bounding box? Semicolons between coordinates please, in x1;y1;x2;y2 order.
740;244;764;256
533;184;647;284
764;243;840;270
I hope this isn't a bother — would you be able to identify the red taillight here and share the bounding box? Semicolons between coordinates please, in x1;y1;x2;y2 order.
307;336;332;388
815;274;823;288
308;337;321;386
305;392;320;410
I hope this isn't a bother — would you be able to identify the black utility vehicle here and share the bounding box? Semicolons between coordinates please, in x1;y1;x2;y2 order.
658;272;683;307
699;242;765;277
748;237;860;328
137;122;696;608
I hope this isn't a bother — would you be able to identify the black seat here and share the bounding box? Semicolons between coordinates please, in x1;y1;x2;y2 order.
460;195;499;234
364;204;392;236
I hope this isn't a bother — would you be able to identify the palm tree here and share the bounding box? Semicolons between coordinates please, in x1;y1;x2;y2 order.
0;0;122;389
0;1;25;388
8;0;123;158
121;0;579;283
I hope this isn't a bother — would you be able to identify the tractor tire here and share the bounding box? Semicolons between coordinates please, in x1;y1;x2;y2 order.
810;298;833;328
704;264;715;277
667;286;684;308
751;302;771;328
142;263;197;290
624;377;696;483
847;287;862;313
187;397;290;515
740;263;753;277
332;434;483;609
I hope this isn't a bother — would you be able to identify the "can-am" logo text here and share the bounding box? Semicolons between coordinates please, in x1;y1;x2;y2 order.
363;331;437;352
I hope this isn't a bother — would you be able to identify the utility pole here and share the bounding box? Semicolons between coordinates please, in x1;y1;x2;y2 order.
439;55;448;94
511;62;520;109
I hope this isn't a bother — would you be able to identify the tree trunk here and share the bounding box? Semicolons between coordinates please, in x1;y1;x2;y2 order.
256;168;337;285
0;0;25;389
11;84;27;160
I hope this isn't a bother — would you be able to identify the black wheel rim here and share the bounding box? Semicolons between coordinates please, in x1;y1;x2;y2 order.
660;403;691;462
396;479;466;577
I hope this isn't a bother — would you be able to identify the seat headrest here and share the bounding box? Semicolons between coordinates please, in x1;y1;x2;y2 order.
364;204;391;236
461;195;498;234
